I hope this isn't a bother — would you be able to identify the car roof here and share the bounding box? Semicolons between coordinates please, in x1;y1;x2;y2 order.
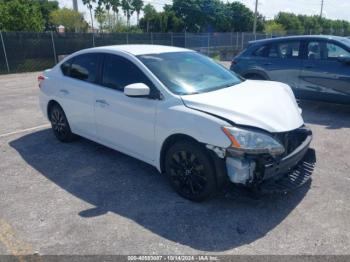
249;35;348;45
89;44;192;56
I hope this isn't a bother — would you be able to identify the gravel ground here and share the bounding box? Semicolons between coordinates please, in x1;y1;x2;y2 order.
0;71;349;256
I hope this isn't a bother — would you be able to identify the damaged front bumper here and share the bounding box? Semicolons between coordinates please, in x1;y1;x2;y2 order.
224;127;315;193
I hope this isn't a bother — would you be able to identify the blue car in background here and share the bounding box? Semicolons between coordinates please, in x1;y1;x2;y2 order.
231;35;350;104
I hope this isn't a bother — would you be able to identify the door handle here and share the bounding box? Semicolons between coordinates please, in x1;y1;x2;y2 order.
96;99;109;106
305;65;314;69
59;89;69;95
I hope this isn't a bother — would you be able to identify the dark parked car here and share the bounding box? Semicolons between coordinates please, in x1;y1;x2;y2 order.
231;35;350;104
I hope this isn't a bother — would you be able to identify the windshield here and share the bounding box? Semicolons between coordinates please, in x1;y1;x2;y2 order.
137;52;242;95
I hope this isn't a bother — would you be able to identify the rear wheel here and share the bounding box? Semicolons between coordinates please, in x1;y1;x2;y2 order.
164;141;217;201
49;104;75;143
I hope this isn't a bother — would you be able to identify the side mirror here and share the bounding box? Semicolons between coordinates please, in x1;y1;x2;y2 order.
124;83;150;97
337;56;350;65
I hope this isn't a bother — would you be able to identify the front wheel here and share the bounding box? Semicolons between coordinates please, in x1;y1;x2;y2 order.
164;141;217;201
49;104;76;143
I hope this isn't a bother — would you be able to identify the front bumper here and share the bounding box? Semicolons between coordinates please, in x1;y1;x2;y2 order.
225;127;315;193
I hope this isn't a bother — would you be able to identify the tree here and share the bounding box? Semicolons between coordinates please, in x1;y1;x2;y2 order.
142;3;157;32
122;0;135;27
98;0;112;30
36;0;59;31
224;2;259;32
132;0;143;25
82;0;96;32
94;4;107;31
275;12;303;34
139;5;184;33
0;0;44;32
50;8;88;32
110;0;121;26
264;21;286;35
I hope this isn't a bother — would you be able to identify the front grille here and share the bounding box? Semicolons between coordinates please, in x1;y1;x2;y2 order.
273;128;309;157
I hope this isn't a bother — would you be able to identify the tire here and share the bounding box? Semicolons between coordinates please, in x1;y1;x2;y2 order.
49;104;75;143
244;73;266;80
164;140;217;202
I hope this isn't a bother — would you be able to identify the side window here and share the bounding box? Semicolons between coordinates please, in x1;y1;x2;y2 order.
253;45;268;57
61;58;73;76
307;42;322;60
326;42;350;60
102;54;153;91
70;53;99;83
268;41;300;59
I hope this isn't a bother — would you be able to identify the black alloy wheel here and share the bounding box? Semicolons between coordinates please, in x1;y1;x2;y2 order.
50;104;75;142
165;141;217;201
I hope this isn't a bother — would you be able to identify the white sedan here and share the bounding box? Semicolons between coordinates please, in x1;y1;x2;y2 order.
39;45;314;201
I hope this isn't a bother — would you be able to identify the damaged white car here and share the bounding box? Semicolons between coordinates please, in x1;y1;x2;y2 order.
39;45;315;201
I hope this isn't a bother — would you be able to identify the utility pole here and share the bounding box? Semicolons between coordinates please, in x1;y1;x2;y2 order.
253;0;258;35
320;0;324;18
73;0;78;12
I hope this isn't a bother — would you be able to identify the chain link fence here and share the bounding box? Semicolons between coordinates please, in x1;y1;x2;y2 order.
0;31;305;74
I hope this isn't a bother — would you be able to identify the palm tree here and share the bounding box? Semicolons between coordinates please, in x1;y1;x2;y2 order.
132;0;143;26
110;0;121;26
122;0;134;27
82;0;96;32
95;4;107;32
98;0;112;31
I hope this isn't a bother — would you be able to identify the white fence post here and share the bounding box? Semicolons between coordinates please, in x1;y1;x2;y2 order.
51;31;57;64
0;31;10;73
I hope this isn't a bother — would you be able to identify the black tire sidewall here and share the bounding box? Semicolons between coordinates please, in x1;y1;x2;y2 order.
164;141;217;201
50;105;74;142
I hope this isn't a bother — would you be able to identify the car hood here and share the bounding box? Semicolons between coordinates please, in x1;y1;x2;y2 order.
181;80;304;133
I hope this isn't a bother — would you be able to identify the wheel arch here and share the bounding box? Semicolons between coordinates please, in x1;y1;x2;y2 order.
159;133;200;173
159;133;229;190
242;70;270;80
47;100;61;121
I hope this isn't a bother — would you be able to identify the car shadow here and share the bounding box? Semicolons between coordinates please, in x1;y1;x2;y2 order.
300;100;350;129
10;129;311;252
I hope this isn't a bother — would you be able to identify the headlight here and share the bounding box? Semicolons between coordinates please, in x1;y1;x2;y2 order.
222;126;285;155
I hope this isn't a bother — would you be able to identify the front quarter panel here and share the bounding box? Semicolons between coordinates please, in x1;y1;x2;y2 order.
155;98;232;171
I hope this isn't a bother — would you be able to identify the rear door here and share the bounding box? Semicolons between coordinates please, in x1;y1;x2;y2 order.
57;53;100;139
263;40;302;91
300;40;350;103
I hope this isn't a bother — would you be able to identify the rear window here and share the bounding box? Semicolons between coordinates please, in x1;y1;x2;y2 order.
253;45;269;57
60;59;72;76
268;41;300;59
70;53;99;83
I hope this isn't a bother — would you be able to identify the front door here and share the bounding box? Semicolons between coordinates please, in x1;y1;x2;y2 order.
94;54;158;163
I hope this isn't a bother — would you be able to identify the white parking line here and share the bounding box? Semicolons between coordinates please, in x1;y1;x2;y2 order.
0;124;50;138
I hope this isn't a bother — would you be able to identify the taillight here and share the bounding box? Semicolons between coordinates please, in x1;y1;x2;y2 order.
38;75;45;88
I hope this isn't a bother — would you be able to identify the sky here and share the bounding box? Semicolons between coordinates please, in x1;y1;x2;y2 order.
58;0;350;27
